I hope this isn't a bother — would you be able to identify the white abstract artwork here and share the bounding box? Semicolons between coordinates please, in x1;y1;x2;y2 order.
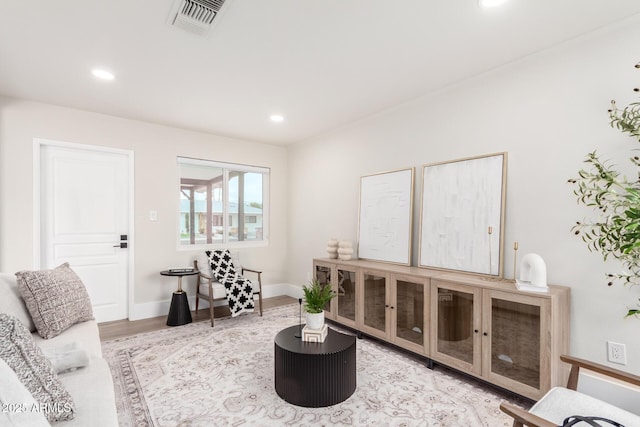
358;168;414;265
419;153;506;276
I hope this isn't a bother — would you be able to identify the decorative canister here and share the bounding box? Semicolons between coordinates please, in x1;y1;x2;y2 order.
338;241;354;260
327;238;339;259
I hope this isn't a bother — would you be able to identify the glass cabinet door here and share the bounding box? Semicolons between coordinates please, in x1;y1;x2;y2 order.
394;276;428;354
336;267;357;325
362;270;388;338
431;280;481;374
485;290;548;396
313;263;334;317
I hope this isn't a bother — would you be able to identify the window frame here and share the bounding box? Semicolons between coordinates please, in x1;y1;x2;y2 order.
177;156;270;250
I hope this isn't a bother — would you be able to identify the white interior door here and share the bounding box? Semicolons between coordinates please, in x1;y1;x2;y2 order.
39;142;131;323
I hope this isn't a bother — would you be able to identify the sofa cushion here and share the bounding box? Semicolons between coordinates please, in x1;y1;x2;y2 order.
33;319;103;359
16;263;94;339
0;357;50;427
0;313;75;423
530;387;640;426
198;280;228;299
56;357;118;427
0;272;36;332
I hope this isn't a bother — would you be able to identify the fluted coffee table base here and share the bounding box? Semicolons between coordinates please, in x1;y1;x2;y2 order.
274;325;356;407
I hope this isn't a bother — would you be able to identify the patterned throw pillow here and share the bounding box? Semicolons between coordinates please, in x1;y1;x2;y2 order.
0;314;75;422
16;263;94;339
206;250;238;282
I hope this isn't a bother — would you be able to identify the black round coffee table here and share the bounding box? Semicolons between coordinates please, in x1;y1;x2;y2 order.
274;325;356;407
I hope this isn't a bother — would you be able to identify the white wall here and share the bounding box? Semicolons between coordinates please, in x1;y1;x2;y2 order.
287;17;640;376
0;98;289;317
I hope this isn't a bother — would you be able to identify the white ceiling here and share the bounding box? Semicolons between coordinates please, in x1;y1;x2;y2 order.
1;1;640;145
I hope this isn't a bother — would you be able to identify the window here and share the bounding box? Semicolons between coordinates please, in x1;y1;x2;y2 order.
178;157;269;247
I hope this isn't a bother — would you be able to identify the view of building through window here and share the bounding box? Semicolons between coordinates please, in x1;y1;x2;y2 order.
178;157;269;246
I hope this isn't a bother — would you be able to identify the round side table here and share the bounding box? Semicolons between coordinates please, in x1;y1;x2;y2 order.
160;270;199;326
274;325;357;407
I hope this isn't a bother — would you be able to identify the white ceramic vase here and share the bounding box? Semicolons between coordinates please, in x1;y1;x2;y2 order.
327;238;339;259
306;311;325;330
338;240;354;260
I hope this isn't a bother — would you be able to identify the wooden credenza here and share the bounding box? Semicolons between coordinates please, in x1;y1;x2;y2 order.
313;258;571;400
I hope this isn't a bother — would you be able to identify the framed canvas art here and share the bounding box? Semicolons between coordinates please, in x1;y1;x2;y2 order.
419;153;507;276
358;167;414;265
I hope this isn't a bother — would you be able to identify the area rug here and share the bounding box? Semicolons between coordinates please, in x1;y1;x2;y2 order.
102;304;526;426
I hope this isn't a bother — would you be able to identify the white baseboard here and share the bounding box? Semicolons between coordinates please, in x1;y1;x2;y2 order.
129;283;302;321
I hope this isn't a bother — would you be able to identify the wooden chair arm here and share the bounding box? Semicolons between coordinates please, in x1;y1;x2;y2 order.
560;355;640;389
241;267;262;274
499;402;557;427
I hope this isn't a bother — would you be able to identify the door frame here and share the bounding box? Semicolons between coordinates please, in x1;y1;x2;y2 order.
33;137;135;320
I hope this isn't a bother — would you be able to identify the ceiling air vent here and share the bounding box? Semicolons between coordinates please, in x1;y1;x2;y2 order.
170;0;229;36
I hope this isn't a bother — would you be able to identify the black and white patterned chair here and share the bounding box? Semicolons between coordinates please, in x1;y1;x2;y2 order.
194;250;263;327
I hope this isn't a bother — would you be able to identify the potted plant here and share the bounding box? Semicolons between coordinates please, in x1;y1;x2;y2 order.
569;61;640;317
302;279;336;329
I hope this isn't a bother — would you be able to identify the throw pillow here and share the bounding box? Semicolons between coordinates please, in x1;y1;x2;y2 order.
41;342;90;374
16;263;94;339
0;357;50;427
196;252;214;279
206;250;237;282
0;272;36;332
0;313;75;422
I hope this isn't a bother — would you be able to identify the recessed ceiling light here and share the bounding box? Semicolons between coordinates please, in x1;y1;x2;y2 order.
91;69;115;81
479;0;509;7
270;114;284;123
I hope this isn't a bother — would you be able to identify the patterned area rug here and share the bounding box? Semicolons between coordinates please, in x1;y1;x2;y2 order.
102;305;527;426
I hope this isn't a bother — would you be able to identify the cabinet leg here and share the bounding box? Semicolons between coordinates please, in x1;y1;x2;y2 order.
357;331;363;339
425;358;434;370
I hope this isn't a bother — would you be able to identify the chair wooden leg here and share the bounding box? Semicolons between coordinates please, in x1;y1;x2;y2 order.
258;292;263;316
195;292;200;313
208;295;215;327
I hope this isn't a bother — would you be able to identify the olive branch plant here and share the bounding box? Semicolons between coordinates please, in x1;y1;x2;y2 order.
569;63;640;318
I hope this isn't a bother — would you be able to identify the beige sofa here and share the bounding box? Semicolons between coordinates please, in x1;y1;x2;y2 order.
0;272;118;426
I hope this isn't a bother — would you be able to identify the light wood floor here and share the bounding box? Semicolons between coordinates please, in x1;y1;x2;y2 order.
98;295;297;341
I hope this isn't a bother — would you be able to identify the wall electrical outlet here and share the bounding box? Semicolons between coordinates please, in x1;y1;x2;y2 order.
607;341;627;365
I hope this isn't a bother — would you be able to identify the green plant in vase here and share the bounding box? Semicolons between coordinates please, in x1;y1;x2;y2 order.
569;62;640;317
302;279;336;314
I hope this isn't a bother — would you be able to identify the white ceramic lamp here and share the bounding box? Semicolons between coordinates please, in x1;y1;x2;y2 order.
515;253;548;292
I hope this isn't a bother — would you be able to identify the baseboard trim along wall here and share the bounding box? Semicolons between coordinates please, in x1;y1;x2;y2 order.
129;283;302;321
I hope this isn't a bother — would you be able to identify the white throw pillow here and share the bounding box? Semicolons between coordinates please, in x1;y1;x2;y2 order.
196;252;214;279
